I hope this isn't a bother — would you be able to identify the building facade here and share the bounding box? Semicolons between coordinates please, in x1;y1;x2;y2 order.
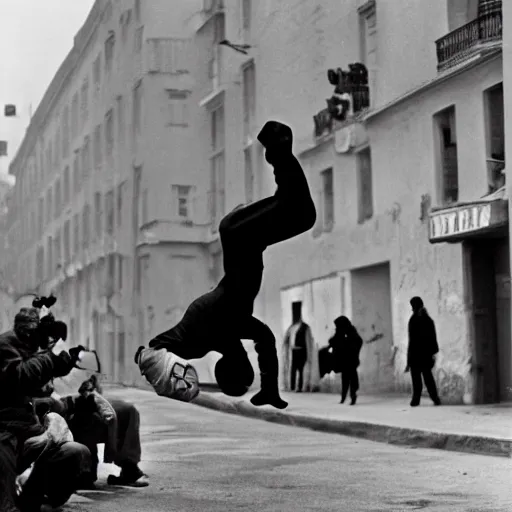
3;0;216;387
191;0;507;403
5;0;509;403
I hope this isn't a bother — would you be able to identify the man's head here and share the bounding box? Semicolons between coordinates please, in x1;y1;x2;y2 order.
292;301;302;324
334;315;351;332
215;352;254;397
410;296;424;314
14;307;40;346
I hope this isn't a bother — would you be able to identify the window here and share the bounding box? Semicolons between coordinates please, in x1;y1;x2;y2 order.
209;105;225;230
106;190;114;234
105;31;115;72
134;0;141;22
82;136;91;182
242;0;251;40
46;188;53;224
47;236;53;277
321;168;334;230
209;15;225;89
71;93;79;140
62;106;70;158
82;204;91;248
107;254;115;296
105;109;114;158
116;182;124;227
80;77;89;125
434;106;458;205
73;214;80;255
172;185;192;219
73;151;80;194
94;192;102;237
94;124;102;167
136;254;150;294
484;82;505;193
117;254;123;291
242;61;256;142
54;179;61;219
116;95;124;145
63;166;70;204
357;147;373;223
54;230;61;267
36;246;44;282
133;166;142;231
93;54;101;89
55;128;61;167
244;146;254;203
38;197;44;236
167;89;189;127
358;0;377;102
63;219;71;263
132;81;143;140
134;26;144;53
447;0;479;31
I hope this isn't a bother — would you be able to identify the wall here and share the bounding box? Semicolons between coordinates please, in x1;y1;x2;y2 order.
257;54;503;403
351;262;395;392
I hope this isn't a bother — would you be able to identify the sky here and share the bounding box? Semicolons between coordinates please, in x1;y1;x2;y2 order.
0;0;95;176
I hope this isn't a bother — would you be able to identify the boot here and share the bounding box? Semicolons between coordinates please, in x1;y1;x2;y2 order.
250;372;288;410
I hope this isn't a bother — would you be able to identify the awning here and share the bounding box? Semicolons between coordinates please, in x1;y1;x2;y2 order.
428;186;508;244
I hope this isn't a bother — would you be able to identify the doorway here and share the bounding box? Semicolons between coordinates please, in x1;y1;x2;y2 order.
466;236;511;403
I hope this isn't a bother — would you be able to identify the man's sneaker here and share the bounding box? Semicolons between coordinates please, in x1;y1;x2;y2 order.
107;473;149;488
250;389;288;410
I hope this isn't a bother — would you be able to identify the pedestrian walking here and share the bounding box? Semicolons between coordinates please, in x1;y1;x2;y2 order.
405;296;441;407
136;120;317;410
328;316;363;405
281;302;318;392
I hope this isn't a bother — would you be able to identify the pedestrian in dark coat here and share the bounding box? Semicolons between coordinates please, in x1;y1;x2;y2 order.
405;297;441;407
0;307;91;512
328;316;363;405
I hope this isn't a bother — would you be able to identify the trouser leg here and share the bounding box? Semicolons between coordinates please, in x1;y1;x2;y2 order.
218;150;316;251
422;368;440;403
410;367;423;404
107;399;142;469
19;442;91;511
341;371;350;402
350;369;360;399
238;316;279;393
0;435;19;512
290;353;298;391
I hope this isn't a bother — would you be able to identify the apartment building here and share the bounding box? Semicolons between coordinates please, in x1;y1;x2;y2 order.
3;0;204;386
192;0;507;404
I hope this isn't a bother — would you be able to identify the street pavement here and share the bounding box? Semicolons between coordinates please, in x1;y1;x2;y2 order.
63;387;511;512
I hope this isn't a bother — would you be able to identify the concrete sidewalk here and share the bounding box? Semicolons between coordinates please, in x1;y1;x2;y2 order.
192;390;512;458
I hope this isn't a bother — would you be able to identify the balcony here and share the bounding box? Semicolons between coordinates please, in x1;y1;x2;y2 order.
436;9;502;71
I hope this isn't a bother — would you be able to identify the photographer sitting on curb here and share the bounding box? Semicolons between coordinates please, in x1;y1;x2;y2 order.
43;373;149;489
0;307;91;512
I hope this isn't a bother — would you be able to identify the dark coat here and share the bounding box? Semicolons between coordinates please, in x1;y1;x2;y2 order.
0;330;65;443
407;309;439;368
328;326;363;373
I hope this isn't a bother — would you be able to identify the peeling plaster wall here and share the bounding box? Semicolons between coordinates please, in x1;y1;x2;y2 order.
257;50;502;402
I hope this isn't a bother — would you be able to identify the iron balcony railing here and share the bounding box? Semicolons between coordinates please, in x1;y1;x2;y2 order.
436;10;502;70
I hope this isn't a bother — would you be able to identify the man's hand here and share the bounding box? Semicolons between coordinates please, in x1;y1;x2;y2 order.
51;339;67;356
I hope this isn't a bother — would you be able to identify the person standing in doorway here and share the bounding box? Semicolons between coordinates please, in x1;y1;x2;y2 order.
282;302;316;392
329;316;363;405
405;296;441;407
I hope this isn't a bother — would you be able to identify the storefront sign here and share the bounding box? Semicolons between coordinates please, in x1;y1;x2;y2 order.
429;200;508;243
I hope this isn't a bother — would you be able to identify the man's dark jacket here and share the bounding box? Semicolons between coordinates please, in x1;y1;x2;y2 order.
407;309;439;368
0;330;68;443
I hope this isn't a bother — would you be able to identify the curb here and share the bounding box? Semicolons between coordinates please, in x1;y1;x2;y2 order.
192;393;512;459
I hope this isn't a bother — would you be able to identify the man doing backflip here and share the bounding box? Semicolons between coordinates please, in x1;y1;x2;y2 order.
135;121;316;410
